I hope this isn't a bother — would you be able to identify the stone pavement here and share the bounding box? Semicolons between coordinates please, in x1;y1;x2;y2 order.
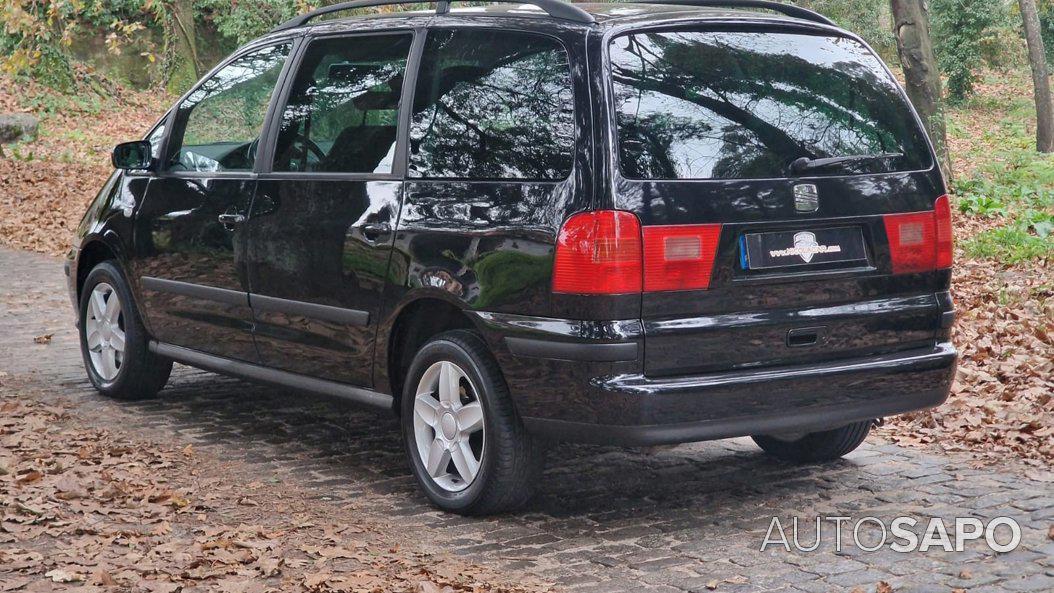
1;247;1051;593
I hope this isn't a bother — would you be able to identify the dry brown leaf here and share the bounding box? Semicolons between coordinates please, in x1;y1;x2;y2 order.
15;469;43;485
44;569;84;583
33;333;53;344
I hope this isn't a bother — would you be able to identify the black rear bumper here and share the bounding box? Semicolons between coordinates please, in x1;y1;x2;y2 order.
521;343;956;446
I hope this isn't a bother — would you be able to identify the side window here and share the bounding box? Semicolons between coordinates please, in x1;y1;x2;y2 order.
409;30;575;180
146;121;166;160
274;34;412;174
167;44;290;173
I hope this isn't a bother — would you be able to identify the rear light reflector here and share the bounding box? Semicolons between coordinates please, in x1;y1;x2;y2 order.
552;210;642;294
883;195;953;274
642;224;723;291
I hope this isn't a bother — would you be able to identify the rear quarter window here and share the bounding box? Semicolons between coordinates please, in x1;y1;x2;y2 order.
409;29;575;181
609;30;933;180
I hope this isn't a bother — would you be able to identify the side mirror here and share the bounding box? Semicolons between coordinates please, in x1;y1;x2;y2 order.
112;141;153;170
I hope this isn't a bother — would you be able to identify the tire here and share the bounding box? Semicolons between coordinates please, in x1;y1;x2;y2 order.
752;421;871;463
78;260;172;400
400;330;544;515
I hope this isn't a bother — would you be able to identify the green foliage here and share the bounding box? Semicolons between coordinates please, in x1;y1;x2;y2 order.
195;0;319;46
1042;0;1054;64
1;0;81;89
931;0;1012;104
955;110;1054;263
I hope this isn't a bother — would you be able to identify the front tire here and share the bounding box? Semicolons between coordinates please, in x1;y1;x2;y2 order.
78;261;172;400
401;330;543;515
753;421;871;462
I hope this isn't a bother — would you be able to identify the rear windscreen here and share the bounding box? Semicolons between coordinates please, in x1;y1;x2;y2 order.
609;31;933;180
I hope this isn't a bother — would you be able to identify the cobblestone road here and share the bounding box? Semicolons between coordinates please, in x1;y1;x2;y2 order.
1;247;1051;593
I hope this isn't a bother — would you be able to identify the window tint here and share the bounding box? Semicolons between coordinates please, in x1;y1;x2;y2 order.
409;30;574;180
168;44;290;173
274;35;412;174
610;32;932;180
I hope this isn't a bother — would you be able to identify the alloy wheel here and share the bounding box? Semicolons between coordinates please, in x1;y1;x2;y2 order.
412;360;486;492
84;282;125;381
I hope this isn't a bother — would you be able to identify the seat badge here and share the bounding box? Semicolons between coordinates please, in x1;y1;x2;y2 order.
794;184;819;213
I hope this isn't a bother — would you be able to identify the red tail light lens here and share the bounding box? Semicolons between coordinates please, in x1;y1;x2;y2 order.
883;195;953;275
934;194;953;269
552;210;642;294
642;224;723;291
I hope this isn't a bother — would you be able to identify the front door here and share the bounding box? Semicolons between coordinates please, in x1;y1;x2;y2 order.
133;42;293;361
245;32;416;385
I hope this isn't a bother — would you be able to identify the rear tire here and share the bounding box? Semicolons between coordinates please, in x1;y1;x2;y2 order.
752;421;871;462
78;261;172;400
401;330;544;515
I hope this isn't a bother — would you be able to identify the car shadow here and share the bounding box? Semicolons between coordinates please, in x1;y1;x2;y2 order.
110;365;870;531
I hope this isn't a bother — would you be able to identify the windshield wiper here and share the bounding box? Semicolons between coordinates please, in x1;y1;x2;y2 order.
790;153;904;175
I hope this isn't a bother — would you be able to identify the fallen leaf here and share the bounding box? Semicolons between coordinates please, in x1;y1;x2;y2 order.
33;333;53;344
15;470;43;485
45;569;84;583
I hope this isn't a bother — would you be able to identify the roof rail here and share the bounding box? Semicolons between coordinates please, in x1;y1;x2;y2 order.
270;0;595;32
634;1;837;27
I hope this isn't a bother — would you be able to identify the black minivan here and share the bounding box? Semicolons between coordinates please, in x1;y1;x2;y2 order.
66;0;957;514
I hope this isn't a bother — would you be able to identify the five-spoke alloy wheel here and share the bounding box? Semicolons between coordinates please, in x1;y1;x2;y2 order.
412;360;486;492
84;282;126;381
78;261;172;400
401;330;544;515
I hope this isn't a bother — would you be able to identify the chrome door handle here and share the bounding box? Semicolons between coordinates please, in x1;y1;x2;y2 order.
218;213;246;228
360;222;391;241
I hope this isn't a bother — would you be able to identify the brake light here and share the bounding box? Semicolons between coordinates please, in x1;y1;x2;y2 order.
552;210;642;294
553;211;724;294
642;224;723;291
883;195;953;274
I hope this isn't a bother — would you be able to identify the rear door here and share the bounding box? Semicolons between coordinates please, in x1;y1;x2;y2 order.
133;42;292;361
605;26;949;377
244;31;416;385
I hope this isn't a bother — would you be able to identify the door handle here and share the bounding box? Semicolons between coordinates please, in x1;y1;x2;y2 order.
218;213;246;229
360;222;391;241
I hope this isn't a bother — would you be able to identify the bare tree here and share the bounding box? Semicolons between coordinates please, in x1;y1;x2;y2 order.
1018;0;1054;153
890;0;953;182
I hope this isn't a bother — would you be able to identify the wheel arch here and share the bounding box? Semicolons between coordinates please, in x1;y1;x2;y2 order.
75;237;123;303
380;293;488;415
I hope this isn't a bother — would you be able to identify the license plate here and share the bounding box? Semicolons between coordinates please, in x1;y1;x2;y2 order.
742;227;868;270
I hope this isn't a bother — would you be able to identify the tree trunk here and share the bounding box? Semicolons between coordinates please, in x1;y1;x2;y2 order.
1019;0;1054;153
164;0;202;93
890;0;953;182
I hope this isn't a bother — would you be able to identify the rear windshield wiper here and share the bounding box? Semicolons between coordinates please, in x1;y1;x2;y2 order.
790;153;904;175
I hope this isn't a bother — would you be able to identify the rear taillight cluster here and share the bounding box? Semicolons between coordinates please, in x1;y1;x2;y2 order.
883;195;953;275
552;210;721;294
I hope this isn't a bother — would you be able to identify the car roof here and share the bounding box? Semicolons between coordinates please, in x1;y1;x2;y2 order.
274;2;834;35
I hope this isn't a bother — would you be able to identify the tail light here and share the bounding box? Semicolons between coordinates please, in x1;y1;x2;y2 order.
552;210;642;294
642;224;722;291
553;210;722;294
883;195;953;275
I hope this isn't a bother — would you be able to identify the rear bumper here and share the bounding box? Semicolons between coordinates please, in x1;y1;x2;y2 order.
521;342;956;446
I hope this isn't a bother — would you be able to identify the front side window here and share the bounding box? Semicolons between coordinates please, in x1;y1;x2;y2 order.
610;31;932;180
146;121;166;160
273;34;412;174
409;29;575;180
168;43;290;173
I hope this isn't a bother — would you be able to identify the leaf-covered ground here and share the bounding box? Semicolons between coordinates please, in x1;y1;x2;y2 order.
0;375;549;593
0;71;1050;465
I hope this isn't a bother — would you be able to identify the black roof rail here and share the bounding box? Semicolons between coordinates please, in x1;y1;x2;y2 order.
628;1;837;27
270;0;595;32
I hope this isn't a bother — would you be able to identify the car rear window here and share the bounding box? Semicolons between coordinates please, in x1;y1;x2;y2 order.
609;30;933;180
